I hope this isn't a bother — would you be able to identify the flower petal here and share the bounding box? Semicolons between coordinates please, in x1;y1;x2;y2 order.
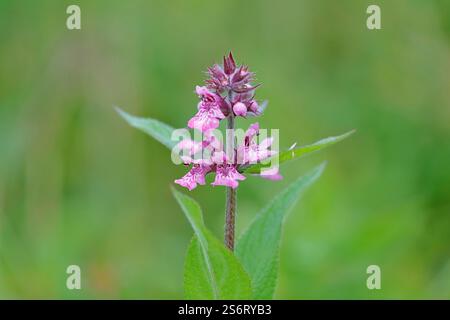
211;165;246;189
175;165;211;190
188;111;221;132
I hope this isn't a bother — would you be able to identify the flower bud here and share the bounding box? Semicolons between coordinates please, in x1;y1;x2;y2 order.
233;102;247;116
249;100;259;112
223;52;236;75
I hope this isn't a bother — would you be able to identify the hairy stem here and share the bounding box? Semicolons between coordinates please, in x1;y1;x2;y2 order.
225;185;236;251
225;110;236;251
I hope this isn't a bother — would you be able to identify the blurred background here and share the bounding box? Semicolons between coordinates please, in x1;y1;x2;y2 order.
1;0;449;299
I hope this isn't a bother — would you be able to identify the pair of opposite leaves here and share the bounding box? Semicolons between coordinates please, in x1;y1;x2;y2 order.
117;107;353;299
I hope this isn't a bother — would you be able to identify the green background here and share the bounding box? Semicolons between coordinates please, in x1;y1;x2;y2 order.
1;0;449;299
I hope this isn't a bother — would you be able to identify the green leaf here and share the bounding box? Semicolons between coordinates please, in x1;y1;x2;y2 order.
172;187;252;300
115;107;177;149
243;130;354;174
236;163;326;299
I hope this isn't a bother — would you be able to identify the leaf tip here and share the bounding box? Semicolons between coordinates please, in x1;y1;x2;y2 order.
347;129;356;136
308;161;327;183
317;160;327;173
114;106;135;126
114;105;125;117
342;129;357;139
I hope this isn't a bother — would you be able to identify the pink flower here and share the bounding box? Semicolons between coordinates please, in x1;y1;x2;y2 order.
246;137;276;163
175;139;203;157
259;166;283;181
245;123;260;140
188;86;225;132
175;165;212;191
212;164;246;189
238;122;276;164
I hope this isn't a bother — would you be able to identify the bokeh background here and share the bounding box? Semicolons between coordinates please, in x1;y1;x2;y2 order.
1;0;449;299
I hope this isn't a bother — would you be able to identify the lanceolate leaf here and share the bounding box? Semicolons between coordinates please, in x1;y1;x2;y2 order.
172;187;252;299
116;107;177;149
236;163;326;299
243;130;354;174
